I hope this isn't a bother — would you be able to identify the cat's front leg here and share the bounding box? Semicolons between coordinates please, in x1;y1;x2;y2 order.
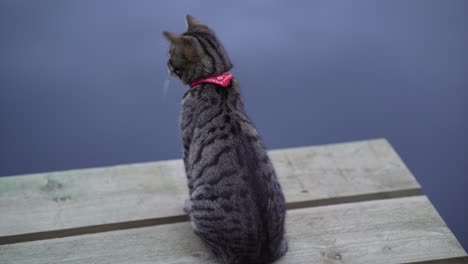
183;198;192;213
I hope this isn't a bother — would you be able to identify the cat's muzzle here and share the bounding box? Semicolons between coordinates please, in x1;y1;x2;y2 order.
167;60;181;78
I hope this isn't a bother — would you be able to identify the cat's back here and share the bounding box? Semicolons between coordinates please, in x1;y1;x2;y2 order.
181;83;287;263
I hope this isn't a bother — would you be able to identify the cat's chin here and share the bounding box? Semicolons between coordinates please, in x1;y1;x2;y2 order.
168;68;179;78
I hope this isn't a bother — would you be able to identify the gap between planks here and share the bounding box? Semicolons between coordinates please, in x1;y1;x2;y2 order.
0;188;421;245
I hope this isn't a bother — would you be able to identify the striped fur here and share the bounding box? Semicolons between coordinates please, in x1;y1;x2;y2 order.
164;15;287;264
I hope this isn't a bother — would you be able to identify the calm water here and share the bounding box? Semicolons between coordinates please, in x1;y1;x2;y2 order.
1;0;467;248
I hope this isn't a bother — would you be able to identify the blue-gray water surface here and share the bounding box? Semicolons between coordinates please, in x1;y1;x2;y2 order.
0;0;467;249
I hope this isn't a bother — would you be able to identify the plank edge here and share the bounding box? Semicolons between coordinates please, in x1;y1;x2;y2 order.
0;138;388;178
403;256;468;264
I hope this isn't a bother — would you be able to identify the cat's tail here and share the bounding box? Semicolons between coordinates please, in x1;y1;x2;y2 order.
228;238;287;264
268;237;288;262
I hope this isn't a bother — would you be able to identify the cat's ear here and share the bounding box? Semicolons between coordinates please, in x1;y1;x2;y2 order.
162;31;196;60
163;31;182;44
186;15;205;30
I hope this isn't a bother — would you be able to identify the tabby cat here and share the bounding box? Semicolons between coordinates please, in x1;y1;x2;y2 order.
163;15;287;264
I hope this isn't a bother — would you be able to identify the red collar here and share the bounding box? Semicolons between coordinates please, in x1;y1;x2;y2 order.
190;72;233;89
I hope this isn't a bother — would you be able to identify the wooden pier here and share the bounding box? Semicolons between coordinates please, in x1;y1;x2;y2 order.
0;139;466;263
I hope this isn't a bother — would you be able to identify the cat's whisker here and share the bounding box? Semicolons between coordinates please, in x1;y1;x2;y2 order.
162;78;170;102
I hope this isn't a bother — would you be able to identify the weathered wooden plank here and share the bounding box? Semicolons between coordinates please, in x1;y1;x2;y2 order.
0;139;420;241
1;196;465;264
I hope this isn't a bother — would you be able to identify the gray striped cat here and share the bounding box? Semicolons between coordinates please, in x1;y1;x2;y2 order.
163;15;287;264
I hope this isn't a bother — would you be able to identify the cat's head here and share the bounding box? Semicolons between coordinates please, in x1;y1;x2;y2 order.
163;15;232;85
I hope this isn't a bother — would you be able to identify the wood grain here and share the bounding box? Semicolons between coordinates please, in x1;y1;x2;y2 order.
1;196;465;264
0;139;420;241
